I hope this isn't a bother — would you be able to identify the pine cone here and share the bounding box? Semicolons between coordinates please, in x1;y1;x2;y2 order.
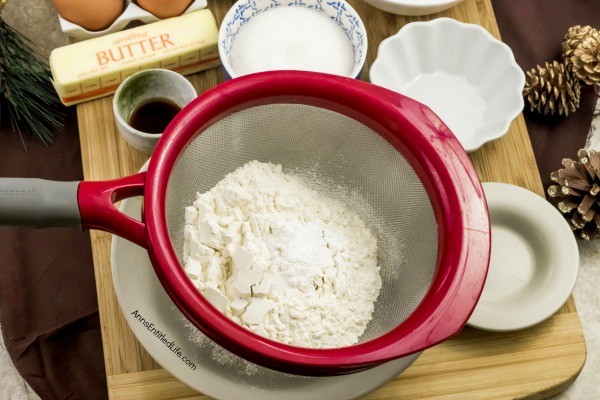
563;25;597;60
523;60;581;116
569;29;600;85
548;149;600;240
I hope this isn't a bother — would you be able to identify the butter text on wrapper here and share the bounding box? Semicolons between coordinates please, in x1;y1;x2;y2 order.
96;34;175;65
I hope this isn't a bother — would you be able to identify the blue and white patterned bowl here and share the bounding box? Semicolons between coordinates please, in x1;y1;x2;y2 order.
218;0;367;79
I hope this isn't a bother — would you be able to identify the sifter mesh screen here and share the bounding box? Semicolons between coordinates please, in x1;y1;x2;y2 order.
166;104;438;343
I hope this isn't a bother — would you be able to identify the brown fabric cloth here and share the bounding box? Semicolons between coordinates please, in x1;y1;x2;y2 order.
492;0;600;190
0;106;108;400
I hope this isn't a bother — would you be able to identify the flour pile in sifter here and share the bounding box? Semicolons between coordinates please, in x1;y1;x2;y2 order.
182;161;381;348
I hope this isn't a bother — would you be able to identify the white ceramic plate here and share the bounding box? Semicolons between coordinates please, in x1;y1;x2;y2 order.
467;182;579;332
370;18;525;152
110;164;419;400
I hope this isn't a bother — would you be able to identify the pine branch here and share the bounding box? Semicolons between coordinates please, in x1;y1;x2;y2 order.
0;17;65;147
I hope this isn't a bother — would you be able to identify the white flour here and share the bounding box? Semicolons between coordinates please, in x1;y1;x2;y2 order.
183;161;381;348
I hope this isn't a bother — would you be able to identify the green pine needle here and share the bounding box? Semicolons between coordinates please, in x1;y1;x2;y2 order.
0;17;65;148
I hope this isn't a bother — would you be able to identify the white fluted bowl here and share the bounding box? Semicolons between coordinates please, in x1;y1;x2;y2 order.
370;18;525;152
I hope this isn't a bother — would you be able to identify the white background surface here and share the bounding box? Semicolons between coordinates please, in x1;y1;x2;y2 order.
0;1;598;399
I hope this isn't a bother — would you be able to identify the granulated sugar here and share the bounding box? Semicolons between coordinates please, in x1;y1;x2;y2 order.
182;161;381;348
229;7;355;77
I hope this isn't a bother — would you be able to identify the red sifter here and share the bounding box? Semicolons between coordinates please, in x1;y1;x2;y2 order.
0;71;490;375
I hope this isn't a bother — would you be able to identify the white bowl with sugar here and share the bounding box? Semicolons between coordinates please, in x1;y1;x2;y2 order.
218;0;367;79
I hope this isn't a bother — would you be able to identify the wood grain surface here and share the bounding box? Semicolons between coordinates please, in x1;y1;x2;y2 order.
76;0;586;398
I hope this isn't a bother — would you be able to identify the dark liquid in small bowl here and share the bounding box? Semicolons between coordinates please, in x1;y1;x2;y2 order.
129;98;182;134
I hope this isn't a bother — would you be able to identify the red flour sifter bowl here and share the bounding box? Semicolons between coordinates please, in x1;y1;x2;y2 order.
0;71;489;375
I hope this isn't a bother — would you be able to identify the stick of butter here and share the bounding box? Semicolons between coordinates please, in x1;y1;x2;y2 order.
50;10;220;106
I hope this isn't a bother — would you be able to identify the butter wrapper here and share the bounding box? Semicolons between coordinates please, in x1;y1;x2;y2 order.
50;10;220;106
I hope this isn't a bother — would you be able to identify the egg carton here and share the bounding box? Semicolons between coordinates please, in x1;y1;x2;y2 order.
58;0;208;40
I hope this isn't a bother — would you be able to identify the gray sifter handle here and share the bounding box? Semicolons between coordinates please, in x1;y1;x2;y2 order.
0;179;81;228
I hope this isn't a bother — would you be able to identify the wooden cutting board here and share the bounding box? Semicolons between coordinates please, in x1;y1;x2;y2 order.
75;0;586;399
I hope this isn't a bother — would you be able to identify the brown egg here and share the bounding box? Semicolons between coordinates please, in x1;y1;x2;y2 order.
137;0;193;19
53;0;124;31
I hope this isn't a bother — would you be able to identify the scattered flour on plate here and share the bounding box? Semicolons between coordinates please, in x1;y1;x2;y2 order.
182;161;381;348
183;318;261;377
183;316;307;379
